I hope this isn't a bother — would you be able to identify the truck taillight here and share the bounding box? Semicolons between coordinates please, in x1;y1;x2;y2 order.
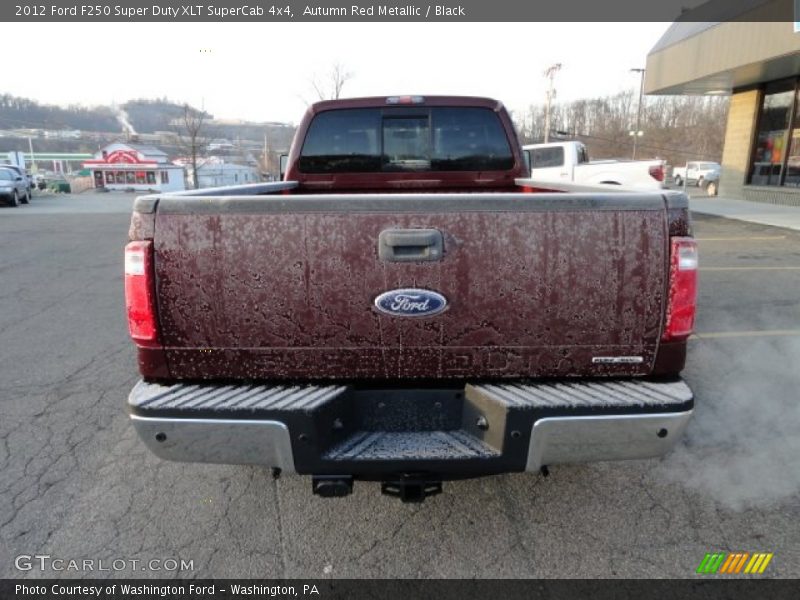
663;237;697;341
649;164;665;182
125;241;159;346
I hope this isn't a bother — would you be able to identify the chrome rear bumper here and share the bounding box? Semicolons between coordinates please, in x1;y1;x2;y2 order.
128;378;693;476
131;415;296;473
526;411;692;471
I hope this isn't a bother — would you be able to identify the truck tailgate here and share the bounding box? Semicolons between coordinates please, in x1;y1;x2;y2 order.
152;193;668;380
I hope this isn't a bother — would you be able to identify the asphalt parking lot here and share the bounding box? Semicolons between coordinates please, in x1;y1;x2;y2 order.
1;192;799;578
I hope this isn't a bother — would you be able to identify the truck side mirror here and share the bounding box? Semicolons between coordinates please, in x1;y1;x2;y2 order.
279;154;288;180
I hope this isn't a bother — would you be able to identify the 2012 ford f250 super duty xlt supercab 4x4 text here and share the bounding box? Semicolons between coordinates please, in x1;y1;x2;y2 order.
125;96;697;502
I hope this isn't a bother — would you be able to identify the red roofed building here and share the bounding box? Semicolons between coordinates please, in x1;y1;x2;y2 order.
83;142;185;192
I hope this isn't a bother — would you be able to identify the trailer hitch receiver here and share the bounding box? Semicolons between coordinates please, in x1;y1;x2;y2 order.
381;475;442;503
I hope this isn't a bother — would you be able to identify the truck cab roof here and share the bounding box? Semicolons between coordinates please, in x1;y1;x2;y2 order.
308;95;507;112
284;96;528;191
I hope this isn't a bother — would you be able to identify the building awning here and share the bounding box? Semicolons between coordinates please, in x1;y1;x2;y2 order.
23;153;93;161
645;0;799;95
83;163;183;170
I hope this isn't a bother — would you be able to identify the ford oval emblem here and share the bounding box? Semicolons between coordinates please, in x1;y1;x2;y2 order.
374;288;447;318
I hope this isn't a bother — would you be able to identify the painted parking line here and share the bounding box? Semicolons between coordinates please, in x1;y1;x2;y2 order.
696;236;787;241
691;329;800;340
700;266;800;272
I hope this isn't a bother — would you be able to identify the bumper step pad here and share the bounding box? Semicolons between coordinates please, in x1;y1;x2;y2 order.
129;380;347;412
468;379;692;410
325;430;499;461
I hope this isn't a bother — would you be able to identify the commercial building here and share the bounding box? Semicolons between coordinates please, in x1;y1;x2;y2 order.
645;0;800;205
189;160;260;189
83;142;185;192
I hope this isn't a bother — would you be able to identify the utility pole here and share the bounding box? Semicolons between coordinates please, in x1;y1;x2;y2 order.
630;68;646;159
543;63;562;144
262;130;269;177
27;137;36;173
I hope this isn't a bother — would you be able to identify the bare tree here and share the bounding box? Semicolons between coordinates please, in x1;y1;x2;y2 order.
515;91;728;166
310;62;354;101
174;103;209;189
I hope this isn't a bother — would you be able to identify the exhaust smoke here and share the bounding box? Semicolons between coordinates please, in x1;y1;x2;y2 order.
657;336;800;511
112;104;137;137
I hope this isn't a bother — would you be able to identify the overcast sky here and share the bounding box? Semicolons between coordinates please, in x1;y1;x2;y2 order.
6;22;671;124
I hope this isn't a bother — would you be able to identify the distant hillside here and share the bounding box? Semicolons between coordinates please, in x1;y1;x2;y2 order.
0;94;295;150
122;98;200;134
0;93;119;131
121;98;297;152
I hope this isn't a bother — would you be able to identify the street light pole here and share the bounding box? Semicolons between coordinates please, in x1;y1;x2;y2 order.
543;63;561;144
631;68;646;159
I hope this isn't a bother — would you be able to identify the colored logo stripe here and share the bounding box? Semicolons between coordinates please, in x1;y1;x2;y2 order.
744;553;773;574
696;552;773;574
719;553;749;574
696;553;726;574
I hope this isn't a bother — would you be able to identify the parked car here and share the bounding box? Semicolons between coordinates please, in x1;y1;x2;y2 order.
0;167;29;206
125;96;696;502
672;161;720;187
0;164;32;202
522;141;666;190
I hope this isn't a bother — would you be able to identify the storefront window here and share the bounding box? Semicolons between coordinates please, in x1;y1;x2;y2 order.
105;172;114;184
146;171;156;184
160;171;169;184
785;86;800;188
749;79;797;186
126;172;136;184
115;172;125;184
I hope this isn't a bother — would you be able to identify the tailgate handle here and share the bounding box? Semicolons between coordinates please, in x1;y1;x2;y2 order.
379;229;443;262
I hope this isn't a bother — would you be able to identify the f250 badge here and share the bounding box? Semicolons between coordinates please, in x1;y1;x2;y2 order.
374;288;447;318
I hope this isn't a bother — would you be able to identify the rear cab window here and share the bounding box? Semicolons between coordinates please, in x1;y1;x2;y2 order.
298;107;514;173
529;146;565;169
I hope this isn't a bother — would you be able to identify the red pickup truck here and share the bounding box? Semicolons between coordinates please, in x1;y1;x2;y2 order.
125;96;697;502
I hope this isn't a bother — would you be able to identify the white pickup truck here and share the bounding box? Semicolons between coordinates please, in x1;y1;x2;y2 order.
522;141;666;190
671;161;720;187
